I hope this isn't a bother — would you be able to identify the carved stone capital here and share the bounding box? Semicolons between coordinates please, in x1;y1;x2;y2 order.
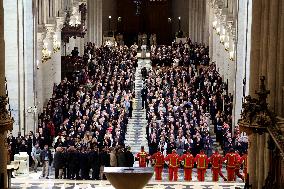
0;96;14;133
239;120;267;136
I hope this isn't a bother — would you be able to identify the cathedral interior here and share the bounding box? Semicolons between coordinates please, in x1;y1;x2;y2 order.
0;0;284;189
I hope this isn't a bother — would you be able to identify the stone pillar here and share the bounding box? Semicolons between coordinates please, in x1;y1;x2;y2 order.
193;0;199;42
249;0;261;95
36;30;45;113
87;0;102;46
204;0;210;45
263;133;270;181
277;0;284;117
0;1;14;188
54;17;64;85
257;134;265;188
96;0;102;46
208;3;214;59
42;24;55;106
189;0;195;40
23;0;36;134
248;133;257;188
3;0;20;135
38;0;42;25
234;0;248;128
267;0;279;111
42;0;48;24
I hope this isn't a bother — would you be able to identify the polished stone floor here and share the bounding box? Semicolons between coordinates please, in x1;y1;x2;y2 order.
11;180;245;189
12;168;245;189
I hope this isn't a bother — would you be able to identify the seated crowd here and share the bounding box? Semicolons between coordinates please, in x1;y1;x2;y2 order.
7;44;137;179
146;40;248;158
150;40;210;67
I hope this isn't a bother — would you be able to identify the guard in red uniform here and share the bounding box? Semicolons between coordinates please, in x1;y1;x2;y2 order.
241;151;248;181
223;148;237;181
195;150;208;181
136;146;148;167
235;151;244;181
165;149;180;181
180;150;194;181
209;149;227;181
151;150;164;180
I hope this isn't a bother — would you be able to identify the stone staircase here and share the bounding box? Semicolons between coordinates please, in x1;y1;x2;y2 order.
125;59;150;158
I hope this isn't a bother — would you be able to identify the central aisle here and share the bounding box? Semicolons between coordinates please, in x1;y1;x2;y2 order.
125;59;151;157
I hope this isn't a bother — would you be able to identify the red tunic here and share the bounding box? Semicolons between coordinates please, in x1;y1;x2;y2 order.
223;152;237;168
180;153;194;168
151;152;164;167
195;154;208;169
165;153;180;168
210;153;223;169
136;151;148;167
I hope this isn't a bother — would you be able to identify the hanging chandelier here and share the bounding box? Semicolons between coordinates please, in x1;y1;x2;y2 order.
42;42;52;63
53;35;61;52
133;0;142;15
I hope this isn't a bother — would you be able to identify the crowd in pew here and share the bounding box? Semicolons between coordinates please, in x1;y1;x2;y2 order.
146;41;248;159
7;44;137;179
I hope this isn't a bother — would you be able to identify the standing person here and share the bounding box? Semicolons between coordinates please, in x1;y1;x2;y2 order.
117;148;127;167
165;149;180;181
53;147;65;179
40;144;53;179
31;143;41;172
195;149;208;181
209;149;227;181
80;148;90;180
241;151;248;181
235;150;244;181
141;86;148;109
109;147;117;167
223;148;238;181
67;146;79;180
180;150;194;181
136;146;148;167
89;147;100;180
129;98;133;118
125;146;134;167
99;147;109;180
151;150;164;180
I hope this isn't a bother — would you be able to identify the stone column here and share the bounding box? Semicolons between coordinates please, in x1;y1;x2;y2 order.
234;0;247;128
277;0;284;117
23;0;36;134
188;0;192;38
194;0;198;42
204;0;210;45
249;0;261;95
42;0;48;24
267;0;279;111
87;0;102;46
259;0;269;77
190;0;195;40
257;134;265;188
248;133;257;189
96;0;102;46
38;0;42;25
208;3;214;58
54;17;64;85
36;30;45;113
42;24;55;106
0;0;14;188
